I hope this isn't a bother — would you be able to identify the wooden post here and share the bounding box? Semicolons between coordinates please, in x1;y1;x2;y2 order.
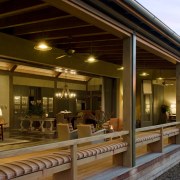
176;63;180;144
53;144;77;180
122;33;136;167
149;127;163;153
70;144;78;180
176;63;180;121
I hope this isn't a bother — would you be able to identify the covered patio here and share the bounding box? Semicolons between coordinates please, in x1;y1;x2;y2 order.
0;0;179;179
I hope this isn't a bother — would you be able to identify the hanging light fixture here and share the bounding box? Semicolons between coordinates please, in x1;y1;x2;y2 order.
34;41;52;51
55;74;76;98
85;42;98;63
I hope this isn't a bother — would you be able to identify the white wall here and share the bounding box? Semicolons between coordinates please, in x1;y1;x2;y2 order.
0;75;9;126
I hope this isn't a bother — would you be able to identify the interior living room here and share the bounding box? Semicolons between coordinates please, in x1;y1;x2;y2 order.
0;0;179;180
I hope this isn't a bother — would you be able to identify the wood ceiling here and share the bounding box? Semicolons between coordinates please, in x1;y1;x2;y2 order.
0;0;176;70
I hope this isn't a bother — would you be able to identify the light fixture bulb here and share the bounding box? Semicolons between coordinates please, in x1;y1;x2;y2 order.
85;55;98;63
34;42;52;51
157;77;163;80
139;72;149;77
117;67;124;70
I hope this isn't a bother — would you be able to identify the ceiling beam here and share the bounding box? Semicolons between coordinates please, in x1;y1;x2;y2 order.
19;25;106;40
0;0;48;18
14;16;89;35
0;7;69;29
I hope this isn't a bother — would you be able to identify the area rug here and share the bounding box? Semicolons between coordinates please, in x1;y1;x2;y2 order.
0;138;30;146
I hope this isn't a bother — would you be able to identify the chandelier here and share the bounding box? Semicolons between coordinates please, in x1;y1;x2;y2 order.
55;82;76;98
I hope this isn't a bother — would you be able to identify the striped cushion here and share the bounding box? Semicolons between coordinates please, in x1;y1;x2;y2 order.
0;153;71;179
136;132;160;143
0;160;40;179
0;142;128;179
54;142;128;160
163;128;179;136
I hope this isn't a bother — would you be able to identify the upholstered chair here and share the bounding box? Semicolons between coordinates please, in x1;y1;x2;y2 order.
77;124;105;138
56;113;68;124
57;123;78;141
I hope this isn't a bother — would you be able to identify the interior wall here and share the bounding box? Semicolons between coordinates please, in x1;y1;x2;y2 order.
0;75;9;126
136;78;141;126
13;76;54;88
153;85;164;125
103;77;117;118
164;82;176;114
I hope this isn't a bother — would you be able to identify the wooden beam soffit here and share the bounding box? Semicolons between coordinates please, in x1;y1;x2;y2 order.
43;0;131;39
137;35;180;64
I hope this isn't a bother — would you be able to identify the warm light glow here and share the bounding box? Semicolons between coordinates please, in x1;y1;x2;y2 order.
170;103;176;114
55;67;77;75
55;84;76;99
110;125;113;130
34;42;52;51
0;108;2;117
157;77;163;80
139;72;149;76
85;56;98;63
117;67;124;70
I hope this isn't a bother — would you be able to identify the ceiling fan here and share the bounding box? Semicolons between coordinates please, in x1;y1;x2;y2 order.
56;49;76;59
153;79;174;86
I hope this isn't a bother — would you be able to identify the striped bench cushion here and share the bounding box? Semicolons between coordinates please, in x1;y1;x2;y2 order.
0;154;71;179
0;142;128;179
136;132;161;143
54;142;128;160
163;128;179;136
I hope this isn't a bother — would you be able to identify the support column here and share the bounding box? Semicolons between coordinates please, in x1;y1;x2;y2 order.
122;33;136;167
176;63;180;121
176;63;180;144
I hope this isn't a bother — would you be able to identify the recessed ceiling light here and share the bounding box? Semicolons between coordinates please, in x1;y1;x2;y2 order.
117;66;124;70
55;67;77;75
139;72;149;77
34;42;52;51
156;77;163;80
85;55;98;63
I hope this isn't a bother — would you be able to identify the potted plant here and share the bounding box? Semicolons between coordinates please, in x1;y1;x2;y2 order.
160;104;170;124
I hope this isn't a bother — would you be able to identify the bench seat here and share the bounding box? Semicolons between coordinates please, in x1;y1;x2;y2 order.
163;128;179;137
136;132;161;147
0;141;128;180
0;153;71;180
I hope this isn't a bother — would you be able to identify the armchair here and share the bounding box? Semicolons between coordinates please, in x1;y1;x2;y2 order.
57;123;78;141
77;124;105;138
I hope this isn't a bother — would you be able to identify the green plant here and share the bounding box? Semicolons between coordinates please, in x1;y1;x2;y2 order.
161;105;170;113
27;104;44;116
